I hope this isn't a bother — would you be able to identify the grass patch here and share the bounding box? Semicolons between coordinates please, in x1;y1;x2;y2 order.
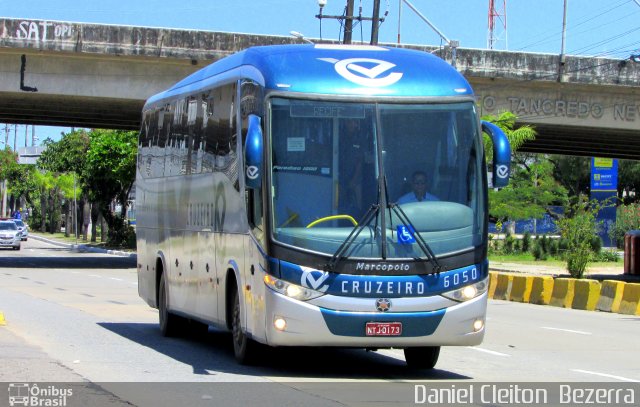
489;253;622;270
31;232;134;252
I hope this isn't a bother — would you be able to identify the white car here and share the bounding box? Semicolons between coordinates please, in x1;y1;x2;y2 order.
13;219;29;241
0;220;21;250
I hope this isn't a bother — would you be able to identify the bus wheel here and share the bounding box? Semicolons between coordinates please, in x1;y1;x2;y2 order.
231;289;258;364
404;346;440;370
158;272;183;337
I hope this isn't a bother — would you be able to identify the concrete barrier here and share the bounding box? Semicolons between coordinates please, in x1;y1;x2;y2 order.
0;311;5;326
510;275;534;303
571;279;601;311
488;272;498;299
597;280;625;313
550;278;575;308
488;271;639;316
492;273;513;300
529;276;554;305
618;283;640;315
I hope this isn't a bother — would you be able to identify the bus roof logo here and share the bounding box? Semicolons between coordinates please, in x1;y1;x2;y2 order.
320;57;403;87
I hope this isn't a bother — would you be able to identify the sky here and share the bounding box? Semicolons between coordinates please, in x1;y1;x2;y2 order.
2;0;639;146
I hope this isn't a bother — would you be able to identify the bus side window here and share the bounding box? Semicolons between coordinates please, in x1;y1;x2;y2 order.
246;189;263;232
241;81;264;235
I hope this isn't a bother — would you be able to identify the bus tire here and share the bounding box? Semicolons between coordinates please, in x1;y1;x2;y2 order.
231;288;258;364
158;272;183;337
404;346;440;370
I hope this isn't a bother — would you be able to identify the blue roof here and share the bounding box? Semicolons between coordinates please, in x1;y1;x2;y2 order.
149;44;473;104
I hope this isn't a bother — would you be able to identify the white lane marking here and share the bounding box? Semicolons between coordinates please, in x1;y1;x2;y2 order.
110;278;124;282
88;274;102;278
542;326;592;335
572;369;639;383
467;347;511;357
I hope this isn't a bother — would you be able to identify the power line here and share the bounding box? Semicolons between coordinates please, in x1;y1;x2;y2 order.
568;26;640;56
513;0;634;53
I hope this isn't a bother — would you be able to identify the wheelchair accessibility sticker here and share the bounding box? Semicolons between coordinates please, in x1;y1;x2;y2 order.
397;225;416;244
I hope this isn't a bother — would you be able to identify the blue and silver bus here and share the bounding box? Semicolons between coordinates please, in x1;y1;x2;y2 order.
136;44;511;369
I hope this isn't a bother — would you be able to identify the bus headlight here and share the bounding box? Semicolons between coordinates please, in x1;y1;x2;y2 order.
264;275;325;301
441;279;488;302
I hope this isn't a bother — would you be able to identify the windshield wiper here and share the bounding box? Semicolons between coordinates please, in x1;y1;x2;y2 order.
324;203;380;272
387;202;443;273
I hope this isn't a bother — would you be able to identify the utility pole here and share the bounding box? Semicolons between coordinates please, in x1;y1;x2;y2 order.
558;0;568;82
370;0;381;45
1;125;8;217
344;0;355;44
316;0;385;45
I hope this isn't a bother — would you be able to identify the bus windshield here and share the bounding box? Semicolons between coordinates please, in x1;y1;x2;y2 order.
269;98;485;260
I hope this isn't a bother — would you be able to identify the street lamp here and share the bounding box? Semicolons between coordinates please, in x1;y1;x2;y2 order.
290;31;313;44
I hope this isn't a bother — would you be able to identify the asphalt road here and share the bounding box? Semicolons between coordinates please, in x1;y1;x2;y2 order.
0;238;639;406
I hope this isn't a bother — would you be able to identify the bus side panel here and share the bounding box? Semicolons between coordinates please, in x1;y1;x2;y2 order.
243;236;268;343
189;173;221;325
163;175;188;314
212;173;249;326
136;176;166;308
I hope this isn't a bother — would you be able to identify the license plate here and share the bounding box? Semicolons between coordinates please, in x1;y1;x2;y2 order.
365;322;402;336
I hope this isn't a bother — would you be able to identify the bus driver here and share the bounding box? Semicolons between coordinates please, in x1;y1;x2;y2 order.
397;171;439;204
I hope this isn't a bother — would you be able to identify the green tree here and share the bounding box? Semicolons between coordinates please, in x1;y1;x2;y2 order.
482;111;567;228
550;155;591;198
482;111;536;164
617;160;640;204
489;158;568;222
0;147;18;180
5;164;38;211
1;147;19;217
38;130;90;175
556;196;604;278
38;130;91;239
83;129;137;246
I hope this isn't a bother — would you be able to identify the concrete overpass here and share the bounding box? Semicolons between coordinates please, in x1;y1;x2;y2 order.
1;18;639;158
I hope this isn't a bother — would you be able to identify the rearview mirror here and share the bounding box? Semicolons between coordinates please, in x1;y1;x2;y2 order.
481;121;511;188
244;114;263;189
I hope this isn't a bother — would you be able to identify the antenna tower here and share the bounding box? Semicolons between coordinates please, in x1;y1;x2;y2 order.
488;0;507;50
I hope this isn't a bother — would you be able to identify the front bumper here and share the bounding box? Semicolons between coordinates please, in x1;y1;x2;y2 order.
0;238;20;248
263;289;487;347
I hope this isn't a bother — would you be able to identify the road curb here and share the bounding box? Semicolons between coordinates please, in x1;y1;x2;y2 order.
489;271;640;316
29;234;137;259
